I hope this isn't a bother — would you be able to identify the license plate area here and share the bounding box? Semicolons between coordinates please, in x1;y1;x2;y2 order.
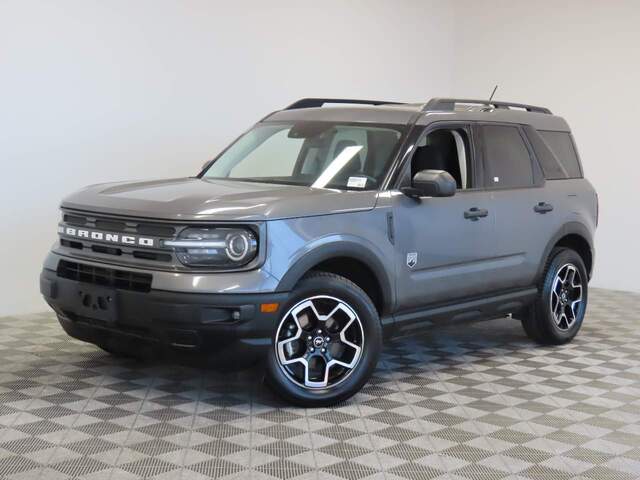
77;285;118;323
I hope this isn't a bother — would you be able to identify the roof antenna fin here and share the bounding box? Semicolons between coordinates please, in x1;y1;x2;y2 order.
488;85;498;103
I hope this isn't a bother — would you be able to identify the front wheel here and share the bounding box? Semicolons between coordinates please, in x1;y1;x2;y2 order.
266;272;382;407
521;248;588;344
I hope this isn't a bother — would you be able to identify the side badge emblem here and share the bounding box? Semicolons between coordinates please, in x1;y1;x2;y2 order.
406;252;417;269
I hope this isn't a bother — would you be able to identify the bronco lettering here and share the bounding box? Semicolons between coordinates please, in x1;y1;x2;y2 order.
61;226;155;247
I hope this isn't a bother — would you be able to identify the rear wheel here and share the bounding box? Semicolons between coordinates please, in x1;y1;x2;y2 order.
521;248;588;344
266;272;382;407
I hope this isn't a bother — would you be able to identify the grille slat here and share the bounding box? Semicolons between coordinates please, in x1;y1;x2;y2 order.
60;239;83;250
95;219;127;232
63;214;87;226
57;260;152;293
91;245;122;256
60;240;172;263
132;251;172;262
137;224;176;236
62;211;176;236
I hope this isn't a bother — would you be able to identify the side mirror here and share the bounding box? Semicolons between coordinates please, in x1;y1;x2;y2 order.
401;169;456;198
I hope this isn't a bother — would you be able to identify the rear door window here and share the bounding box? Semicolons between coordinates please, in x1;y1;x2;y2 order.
539;131;583;178
481;125;534;188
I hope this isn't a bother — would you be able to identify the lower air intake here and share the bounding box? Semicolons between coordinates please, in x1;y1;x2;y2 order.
57;260;152;293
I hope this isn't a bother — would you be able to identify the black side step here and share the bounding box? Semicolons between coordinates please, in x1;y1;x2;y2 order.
390;287;538;337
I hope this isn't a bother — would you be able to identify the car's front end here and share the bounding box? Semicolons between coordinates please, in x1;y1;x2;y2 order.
40;208;289;360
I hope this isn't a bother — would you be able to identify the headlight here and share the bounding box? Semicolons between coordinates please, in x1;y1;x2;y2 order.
164;227;258;267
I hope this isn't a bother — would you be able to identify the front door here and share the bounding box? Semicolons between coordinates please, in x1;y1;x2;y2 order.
393;190;496;310
392;124;498;313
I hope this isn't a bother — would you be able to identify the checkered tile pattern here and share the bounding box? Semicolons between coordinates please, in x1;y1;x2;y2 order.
0;287;639;479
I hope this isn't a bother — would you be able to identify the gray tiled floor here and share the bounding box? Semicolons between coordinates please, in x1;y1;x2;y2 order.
0;288;639;479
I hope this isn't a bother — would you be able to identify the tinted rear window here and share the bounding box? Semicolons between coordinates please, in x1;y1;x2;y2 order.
539;131;582;178
482;125;534;188
524;126;567;179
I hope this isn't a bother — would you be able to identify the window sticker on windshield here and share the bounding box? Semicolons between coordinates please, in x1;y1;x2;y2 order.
347;176;367;189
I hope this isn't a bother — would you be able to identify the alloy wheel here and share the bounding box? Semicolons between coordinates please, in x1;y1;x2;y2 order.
275;295;364;389
550;263;583;331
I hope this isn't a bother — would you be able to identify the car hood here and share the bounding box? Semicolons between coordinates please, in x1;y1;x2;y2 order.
61;177;379;221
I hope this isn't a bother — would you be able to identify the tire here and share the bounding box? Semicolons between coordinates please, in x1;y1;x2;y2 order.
521;248;588;345
266;272;382;407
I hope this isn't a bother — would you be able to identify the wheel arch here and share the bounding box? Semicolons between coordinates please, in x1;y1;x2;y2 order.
538;222;594;281
276;241;394;316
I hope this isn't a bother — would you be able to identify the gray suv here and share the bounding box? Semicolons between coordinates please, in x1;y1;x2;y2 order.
40;97;597;406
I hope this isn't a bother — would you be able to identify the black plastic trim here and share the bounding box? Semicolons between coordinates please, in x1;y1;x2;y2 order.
41;268;290;355
285;98;404;110
276;241;395;315
391;287;538;337
536;222;595;281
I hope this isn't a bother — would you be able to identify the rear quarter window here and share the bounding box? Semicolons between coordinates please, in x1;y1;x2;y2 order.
539;130;583;178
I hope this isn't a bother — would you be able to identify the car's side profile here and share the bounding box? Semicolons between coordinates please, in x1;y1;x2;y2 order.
41;97;597;406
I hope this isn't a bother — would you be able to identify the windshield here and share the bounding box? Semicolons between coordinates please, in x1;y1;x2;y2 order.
202;121;405;190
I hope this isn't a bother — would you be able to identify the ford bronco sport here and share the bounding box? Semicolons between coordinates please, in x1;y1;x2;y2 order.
41;97;597;406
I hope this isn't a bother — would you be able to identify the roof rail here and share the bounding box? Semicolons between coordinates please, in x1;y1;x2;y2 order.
285;98;404;110
423;98;552;114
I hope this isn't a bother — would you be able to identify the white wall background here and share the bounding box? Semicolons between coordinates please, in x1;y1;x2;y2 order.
1;1;638;316
0;0;455;316
451;0;640;294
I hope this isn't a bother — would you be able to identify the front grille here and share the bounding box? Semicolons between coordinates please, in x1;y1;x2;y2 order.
57;260;152;292
59;210;179;267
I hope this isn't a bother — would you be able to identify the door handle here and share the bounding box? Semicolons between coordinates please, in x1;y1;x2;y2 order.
464;207;489;220
534;202;554;214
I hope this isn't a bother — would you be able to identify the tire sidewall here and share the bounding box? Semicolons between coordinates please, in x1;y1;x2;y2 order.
540;249;589;342
266;274;382;406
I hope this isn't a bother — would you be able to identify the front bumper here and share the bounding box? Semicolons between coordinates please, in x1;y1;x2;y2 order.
40;266;289;359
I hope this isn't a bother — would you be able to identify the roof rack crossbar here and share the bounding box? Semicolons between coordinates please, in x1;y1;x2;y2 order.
285;98;404;110
423;98;552;114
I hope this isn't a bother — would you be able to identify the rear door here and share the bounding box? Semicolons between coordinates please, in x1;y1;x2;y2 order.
478;123;561;289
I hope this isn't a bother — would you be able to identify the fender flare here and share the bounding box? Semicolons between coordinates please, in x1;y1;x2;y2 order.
276;240;395;313
536;221;595;281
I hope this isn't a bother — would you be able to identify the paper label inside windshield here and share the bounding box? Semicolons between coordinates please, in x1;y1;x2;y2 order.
347;176;367;188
